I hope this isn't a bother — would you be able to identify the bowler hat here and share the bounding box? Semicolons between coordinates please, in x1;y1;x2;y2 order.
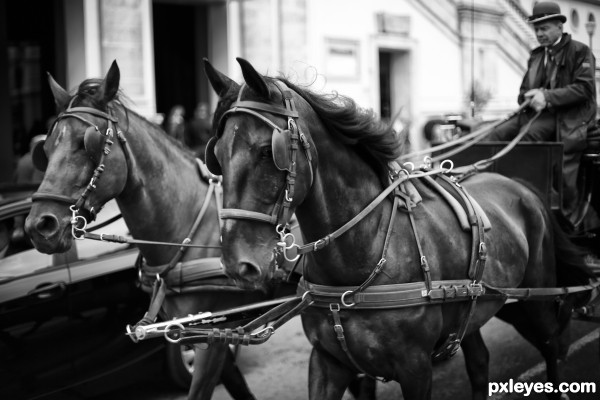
527;1;567;24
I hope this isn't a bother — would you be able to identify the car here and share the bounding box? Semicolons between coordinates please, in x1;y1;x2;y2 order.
0;190;194;399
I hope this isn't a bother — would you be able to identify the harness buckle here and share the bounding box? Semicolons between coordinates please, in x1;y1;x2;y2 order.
478;242;487;260
469;282;484;298
421;156;433;170
313;239;327;251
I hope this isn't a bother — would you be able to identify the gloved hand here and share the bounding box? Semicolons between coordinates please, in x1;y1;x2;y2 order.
524;89;547;112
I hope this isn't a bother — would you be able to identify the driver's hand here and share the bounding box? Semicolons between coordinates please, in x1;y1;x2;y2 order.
524;89;547;112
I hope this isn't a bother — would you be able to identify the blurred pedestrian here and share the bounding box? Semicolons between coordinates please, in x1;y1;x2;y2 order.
164;105;186;142
15;134;47;184
185;102;212;160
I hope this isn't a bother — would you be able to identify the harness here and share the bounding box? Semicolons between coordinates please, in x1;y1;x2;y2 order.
197;80;600;381
31;97;121;223
205;81;314;266
29;97;244;339
202;79;495;375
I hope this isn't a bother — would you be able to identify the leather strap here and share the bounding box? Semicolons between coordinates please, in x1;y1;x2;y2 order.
398;100;531;162
230;100;299;118
449;109;542;176
297;278;488;309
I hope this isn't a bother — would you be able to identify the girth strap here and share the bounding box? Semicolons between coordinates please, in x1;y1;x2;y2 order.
297;279;487;309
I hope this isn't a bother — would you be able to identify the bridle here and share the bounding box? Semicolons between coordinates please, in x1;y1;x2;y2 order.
31;96;123;232
206;80;314;239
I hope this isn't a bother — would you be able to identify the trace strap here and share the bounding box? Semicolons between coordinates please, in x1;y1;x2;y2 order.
161;294;314;346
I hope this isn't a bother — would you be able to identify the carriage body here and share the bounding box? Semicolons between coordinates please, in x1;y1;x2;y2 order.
445;142;564;210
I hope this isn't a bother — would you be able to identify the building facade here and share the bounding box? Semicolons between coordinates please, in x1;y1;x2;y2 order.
1;0;599;183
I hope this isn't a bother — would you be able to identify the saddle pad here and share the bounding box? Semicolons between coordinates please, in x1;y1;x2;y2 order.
422;175;491;232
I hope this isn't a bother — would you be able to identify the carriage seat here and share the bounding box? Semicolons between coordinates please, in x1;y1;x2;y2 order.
584;122;600;165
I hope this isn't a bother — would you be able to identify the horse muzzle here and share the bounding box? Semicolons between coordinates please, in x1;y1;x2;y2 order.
25;212;72;254
221;253;276;292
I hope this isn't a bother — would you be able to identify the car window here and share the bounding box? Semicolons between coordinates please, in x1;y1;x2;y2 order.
0;204;62;303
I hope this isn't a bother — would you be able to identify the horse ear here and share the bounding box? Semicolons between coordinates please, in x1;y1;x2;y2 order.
100;60;120;102
237;58;270;99
47;72;70;109
203;58;237;97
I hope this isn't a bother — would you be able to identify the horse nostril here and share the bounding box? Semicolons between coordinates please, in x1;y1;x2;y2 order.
35;214;60;238
238;262;262;280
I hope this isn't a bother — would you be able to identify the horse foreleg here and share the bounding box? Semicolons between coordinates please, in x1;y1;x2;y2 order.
396;350;433;400
308;347;357;400
347;375;377;400
498;303;566;400
348;376;377;400
186;344;234;400
460;330;489;400
220;346;257;400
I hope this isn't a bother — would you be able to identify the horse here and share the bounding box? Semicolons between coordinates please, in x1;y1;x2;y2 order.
202;57;595;400
23;61;287;400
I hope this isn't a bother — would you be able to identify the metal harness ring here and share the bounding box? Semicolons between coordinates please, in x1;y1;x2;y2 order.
341;290;356;307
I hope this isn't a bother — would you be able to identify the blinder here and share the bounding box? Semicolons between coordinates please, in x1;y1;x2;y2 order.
32;140;48;172
205;136;221;175
32;125;108;172
83;125;108;163
204;126;294;175
272;128;292;171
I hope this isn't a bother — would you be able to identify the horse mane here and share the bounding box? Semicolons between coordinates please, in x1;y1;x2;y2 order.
72;78;197;161
276;77;404;163
213;76;405;180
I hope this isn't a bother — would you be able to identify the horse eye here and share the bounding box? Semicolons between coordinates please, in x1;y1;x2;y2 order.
260;146;273;159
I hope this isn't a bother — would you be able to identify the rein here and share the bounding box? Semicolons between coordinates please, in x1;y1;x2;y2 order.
398;100;532;162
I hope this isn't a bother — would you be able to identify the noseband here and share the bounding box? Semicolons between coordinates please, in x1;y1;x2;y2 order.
208;81;314;231
31;96;122;227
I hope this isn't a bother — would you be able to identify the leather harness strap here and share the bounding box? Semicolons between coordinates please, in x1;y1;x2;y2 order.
32;99;121;221
131;165;229;332
297;279;488;309
216;81;313;228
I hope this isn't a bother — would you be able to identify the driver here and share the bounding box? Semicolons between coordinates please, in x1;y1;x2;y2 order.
485;1;597;223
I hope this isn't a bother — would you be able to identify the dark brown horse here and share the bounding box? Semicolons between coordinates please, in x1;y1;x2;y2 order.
23;61;280;400
203;58;594;400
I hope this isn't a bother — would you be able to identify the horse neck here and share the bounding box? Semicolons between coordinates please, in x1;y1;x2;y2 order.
114;111;219;265
296;133;398;285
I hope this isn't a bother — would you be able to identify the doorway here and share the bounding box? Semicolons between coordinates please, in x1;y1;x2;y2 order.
152;2;210;122
378;49;411;130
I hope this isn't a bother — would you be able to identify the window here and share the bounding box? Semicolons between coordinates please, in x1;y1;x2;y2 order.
571;9;580;29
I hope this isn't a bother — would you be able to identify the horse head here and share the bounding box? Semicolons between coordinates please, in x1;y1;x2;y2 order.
204;58;318;290
25;61;128;254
